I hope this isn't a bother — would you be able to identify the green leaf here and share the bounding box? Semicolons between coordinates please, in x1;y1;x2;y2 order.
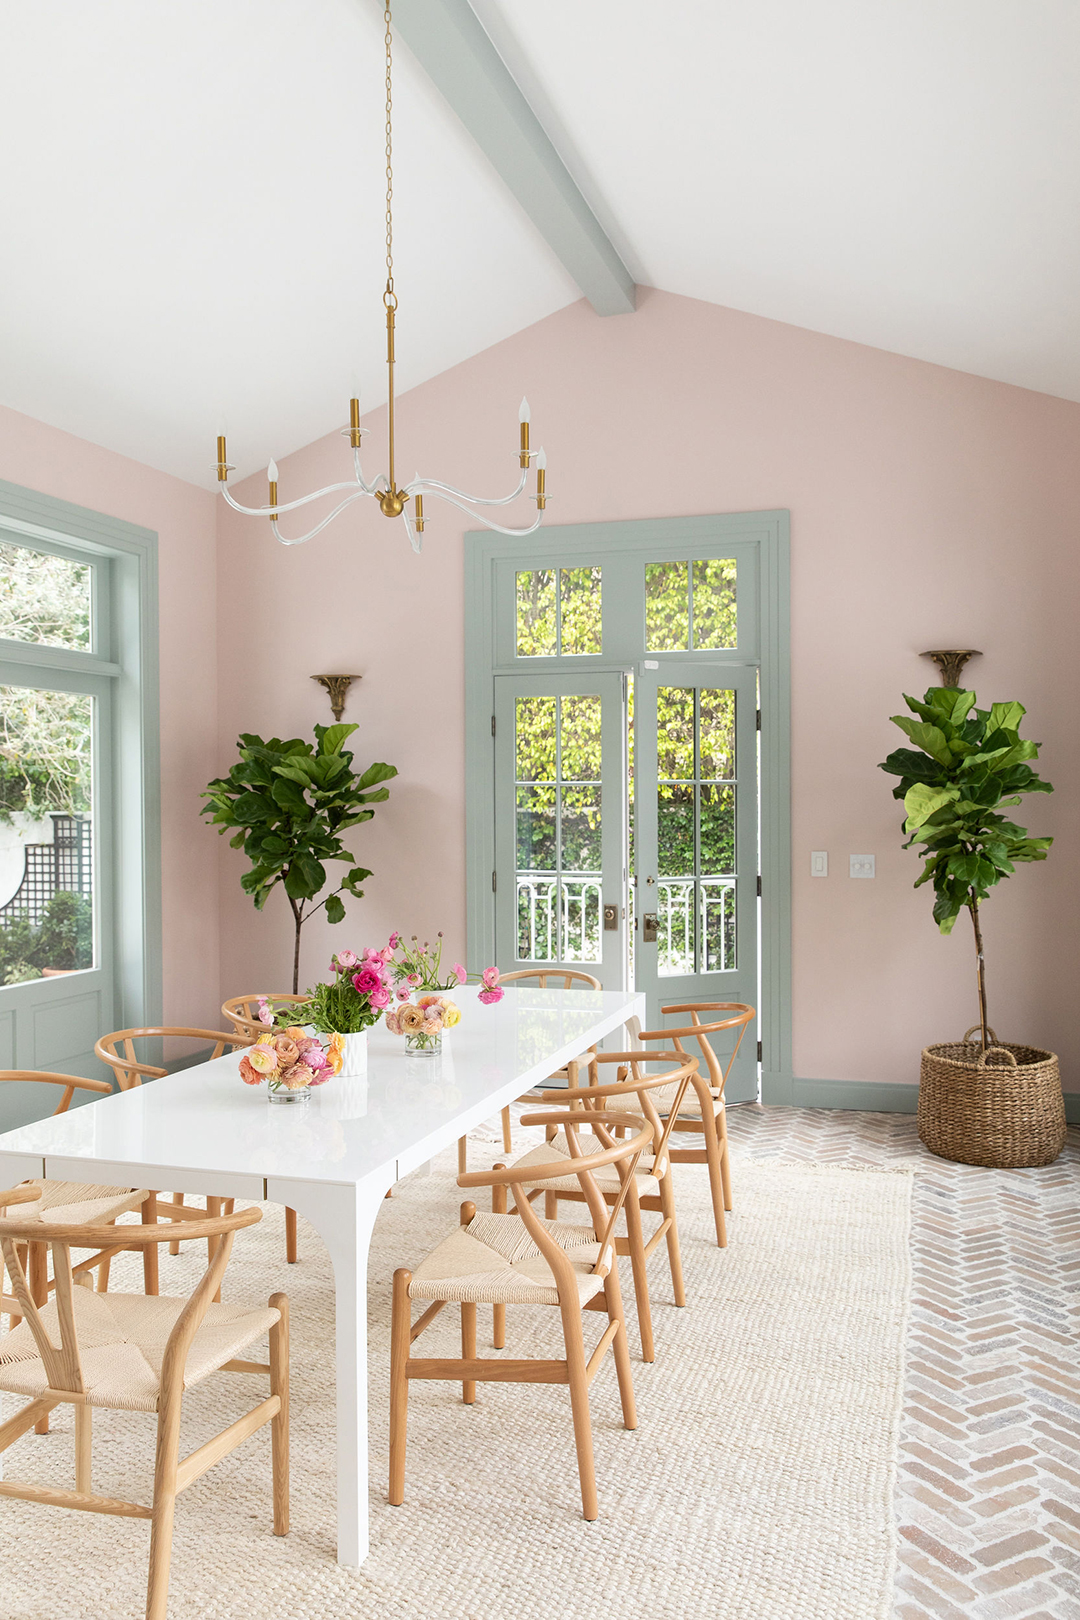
988;701;1025;734
229;830;246;849
889;718;954;766
318;723;358;756
270;775;308;813
325;893;346;924
356;760;398;791
904;782;960;830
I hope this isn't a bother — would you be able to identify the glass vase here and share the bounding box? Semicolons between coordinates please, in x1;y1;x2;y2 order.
404;1027;443;1056
267;1082;310;1105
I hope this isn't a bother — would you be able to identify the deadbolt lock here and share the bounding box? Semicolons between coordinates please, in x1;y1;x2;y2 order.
603;903;619;931
642;912;659;943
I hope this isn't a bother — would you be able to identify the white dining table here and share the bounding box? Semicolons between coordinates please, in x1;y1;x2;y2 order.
0;982;644;1566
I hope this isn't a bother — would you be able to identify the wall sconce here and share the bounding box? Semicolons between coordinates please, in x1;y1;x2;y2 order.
920;649;982;689
311;673;362;723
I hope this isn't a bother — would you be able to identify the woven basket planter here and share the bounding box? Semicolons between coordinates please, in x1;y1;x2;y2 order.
919;1026;1066;1168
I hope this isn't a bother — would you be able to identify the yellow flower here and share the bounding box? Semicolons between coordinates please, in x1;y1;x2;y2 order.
328;1032;345;1052
398;1003;426;1033
248;1041;279;1075
441;1001;461;1028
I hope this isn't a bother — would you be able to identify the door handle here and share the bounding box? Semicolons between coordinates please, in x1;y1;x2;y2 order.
603;904;619;931
642;912;658;943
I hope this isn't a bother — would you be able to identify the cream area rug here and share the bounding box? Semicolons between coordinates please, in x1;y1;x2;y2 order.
0;1128;912;1620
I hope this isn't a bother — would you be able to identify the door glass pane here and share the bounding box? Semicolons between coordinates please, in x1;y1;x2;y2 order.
691;559;737;649
645;561;689;651
0;544;92;652
655;684;737;975
515;693;602;964
0;686;94;984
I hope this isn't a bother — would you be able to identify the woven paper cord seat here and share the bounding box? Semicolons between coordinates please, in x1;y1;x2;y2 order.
0;1286;280;1413
509;1129;664;1195
409;1210;606;1308
16;1181;147;1228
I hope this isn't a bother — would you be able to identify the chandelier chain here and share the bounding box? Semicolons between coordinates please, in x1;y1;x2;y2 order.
383;1;396;308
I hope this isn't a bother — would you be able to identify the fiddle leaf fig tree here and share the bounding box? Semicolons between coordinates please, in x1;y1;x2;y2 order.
202;723;397;993
879;687;1052;1054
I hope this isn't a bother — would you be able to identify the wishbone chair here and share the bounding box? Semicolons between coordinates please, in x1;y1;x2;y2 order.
221;995;312;1262
629;1002;755;1247
0;1186;288;1620
390;1112;651;1522
458;967;603;1170
94;1027;255;1270
493;1049;697;1362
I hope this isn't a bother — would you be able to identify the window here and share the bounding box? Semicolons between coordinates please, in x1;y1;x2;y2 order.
516;566;602;656
656;685;737;976
515;693;603;962
645;558;736;651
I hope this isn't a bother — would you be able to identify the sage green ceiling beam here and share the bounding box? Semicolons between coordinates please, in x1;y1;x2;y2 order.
391;0;637;316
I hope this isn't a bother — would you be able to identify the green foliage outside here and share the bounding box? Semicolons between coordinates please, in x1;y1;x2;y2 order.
0;892;93;984
880;686;1052;1050
202;724;397;993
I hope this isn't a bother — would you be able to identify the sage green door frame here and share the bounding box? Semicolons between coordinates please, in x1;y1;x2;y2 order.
0;478;161;1128
464;511;791;1099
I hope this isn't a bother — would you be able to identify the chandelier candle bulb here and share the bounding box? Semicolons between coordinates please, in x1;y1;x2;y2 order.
535;446;547;509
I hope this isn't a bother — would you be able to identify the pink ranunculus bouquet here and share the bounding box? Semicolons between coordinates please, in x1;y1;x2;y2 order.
380;931;502;1051
240;1029;335;1097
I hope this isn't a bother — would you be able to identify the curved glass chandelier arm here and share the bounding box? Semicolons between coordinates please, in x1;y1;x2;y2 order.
426;487;545;537
219;479;366;518
404;467;528;507
351;448;382;496
267;489;376;547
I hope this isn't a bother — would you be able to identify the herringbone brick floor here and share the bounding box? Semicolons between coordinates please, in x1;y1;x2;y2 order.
724;1105;1080;1620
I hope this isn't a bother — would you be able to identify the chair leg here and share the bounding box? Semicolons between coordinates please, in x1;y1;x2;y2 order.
285;1206;299;1264
75;1403;92;1494
269;1292;290;1536
718;1108;733;1211
545;1190;558;1221
168;1193;185;1256
30;1243;50;1434
10;1242;28;1328
658;1170;687;1308
491;1169;506;1350
389;1269;412;1506
146;1394;183;1620
500;1106;513;1153
700;1112;728;1248
622;1188;655;1362
461;1303;477;1405
142;1194;159;1297
205;1198;224;1303
603;1264;638;1431
457;1136;467;1175
559;1300;599;1521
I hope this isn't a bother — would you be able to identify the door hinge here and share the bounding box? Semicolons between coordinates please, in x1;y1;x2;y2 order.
756;709;761;731
491;714;496;738
757;1039;762;1063
492;870;497;892
756;874;762;897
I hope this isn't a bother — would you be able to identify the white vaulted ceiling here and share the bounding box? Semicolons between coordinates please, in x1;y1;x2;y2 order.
1;0;1078;487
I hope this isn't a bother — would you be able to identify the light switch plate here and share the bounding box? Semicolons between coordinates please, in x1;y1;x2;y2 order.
850;854;876;879
810;851;828;877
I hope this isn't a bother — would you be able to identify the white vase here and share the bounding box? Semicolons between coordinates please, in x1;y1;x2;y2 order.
335;1029;369;1077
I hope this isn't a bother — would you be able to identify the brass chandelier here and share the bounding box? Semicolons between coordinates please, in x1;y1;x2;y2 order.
213;2;547;550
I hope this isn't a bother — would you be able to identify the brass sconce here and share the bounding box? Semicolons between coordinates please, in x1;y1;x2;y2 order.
921;649;982;689
311;673;361;723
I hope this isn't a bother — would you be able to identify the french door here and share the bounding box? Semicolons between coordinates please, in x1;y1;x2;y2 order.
494;671;627;989
634;662;759;1101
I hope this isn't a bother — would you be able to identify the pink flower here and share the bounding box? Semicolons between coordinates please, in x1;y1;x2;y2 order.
406;972;420;987
308;1067;331;1086
281;1062;314;1091
385;1010;401;1035
304;1043;330;1071
256;998;274;1026
370;985;392;1009
388;930;401;949
353;967;381;995
481;966;500;989
452;962;467;984
336;949;359;969
478;986;504;1005
363;946;383;962
394;984;411;1002
238;1055;264;1086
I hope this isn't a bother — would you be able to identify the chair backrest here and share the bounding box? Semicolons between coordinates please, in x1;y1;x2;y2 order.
544;1050;697;1170
637;1002;755;1094
0;1191;261;1402
498;969;602;991
460;1114;653;1288
221;993;310;1039
94;1027;253;1091
0;1071;112;1116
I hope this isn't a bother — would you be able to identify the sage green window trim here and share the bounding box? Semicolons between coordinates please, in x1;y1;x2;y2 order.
465;510;792;1098
0;477;162;1038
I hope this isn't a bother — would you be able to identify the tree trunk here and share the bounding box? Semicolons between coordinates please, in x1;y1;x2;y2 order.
287;896;303;996
967;892;989;1053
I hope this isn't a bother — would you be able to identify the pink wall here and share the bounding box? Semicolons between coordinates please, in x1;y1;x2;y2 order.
216;288;1080;1092
0;403;221;1027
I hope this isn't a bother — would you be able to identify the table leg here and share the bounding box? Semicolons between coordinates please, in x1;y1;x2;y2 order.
266;1176;389;1567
